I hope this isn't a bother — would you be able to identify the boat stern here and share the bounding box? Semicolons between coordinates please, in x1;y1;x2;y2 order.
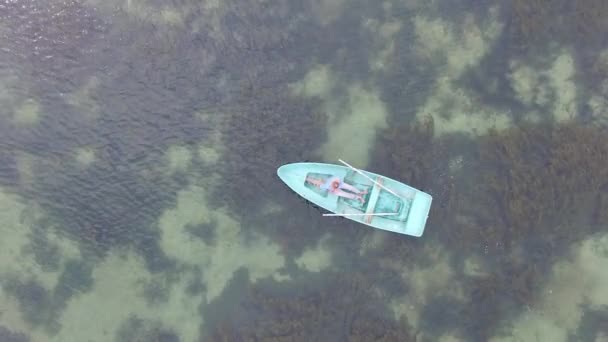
404;191;432;237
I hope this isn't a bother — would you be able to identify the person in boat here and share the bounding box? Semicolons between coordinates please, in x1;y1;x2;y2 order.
319;176;368;203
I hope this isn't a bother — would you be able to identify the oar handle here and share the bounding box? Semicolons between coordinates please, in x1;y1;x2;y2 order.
338;159;399;197
322;213;398;217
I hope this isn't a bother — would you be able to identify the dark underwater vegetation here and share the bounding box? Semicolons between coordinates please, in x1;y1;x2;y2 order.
0;326;30;342
575;305;608;342
115;316;180;342
0;0;607;341
2;278;55;331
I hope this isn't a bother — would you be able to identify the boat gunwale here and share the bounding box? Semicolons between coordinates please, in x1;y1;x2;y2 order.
277;162;432;237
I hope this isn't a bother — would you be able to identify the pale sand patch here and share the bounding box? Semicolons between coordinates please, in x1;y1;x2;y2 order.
462;254;488;277
598;48;608;67
202;0;221;11
490;310;569;342
399;0;438;12
26;225;83;292
311;0;346;26
14;152;36;186
491;233;608;341
509;63;541;106
588;50;608;125
413;16;454;65
359;230;389;255
588;91;608;122
166;145;192;174
0;288;34;340
432;109;512;137
125;0;185;27
295;234;332;272
289;64;334;98
523;110;544;124
541;235;608;328
389;243;462;330
0;190;45;282
13;99;41;126
419;76;512;137
548;52;577;122
66;76;100;120
546;50;576;121
413;9;503;78
0;190;35;332
160;9;182;26
509;50;578;122
53;251;202;342
195;110;226;128
260;201;284;216
75;147;96;167
46;229;82;265
0;188;81;340
317;84;388;167
197;123;223;166
439;334;466;342
158;183;286;302
413;8;510;137
0;69;20;110
0;182;216;342
88;0;226;44
198;146;220;165
588;78;608;124
290;65;387;167
408;248;457;300
190;4;224;41
363;18;402;71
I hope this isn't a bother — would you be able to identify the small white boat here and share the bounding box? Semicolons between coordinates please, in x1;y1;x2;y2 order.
277;160;432;237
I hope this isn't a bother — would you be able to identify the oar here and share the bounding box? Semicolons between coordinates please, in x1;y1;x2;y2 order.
338;159;400;198
322;212;398;217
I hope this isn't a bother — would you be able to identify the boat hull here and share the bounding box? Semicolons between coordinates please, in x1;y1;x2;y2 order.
277;162;432;237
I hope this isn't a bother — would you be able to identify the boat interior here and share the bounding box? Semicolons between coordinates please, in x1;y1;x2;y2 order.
303;171;413;223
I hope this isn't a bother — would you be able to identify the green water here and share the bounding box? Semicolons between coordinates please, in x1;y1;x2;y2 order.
0;0;607;341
